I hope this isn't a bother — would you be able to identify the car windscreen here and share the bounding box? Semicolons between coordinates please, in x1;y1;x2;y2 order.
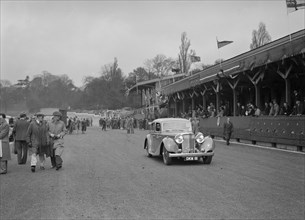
162;121;192;132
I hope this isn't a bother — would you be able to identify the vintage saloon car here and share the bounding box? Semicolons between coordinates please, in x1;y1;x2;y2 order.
144;118;215;165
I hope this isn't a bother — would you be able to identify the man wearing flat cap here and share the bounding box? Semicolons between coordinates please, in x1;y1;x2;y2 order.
13;112;30;164
48;111;67;170
26;112;50;172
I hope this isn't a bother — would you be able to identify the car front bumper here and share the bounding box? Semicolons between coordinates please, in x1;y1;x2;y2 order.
168;152;214;158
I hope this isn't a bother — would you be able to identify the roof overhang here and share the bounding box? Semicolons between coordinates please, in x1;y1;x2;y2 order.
162;29;305;95
128;73;186;92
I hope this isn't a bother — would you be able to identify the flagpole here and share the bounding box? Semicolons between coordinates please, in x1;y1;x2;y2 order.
216;37;222;69
285;0;292;42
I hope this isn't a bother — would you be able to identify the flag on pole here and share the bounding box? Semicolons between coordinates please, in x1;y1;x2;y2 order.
217;39;233;49
190;55;201;62
286;0;305;13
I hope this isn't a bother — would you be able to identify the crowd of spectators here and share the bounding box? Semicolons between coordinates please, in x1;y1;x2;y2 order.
175;90;305;119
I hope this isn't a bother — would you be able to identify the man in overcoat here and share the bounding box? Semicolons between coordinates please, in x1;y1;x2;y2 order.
223;117;233;145
26;112;50;172
0;113;11;174
13;113;30;164
48;111;67;170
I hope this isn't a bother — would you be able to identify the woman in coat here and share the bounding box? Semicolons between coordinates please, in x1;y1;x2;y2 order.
0;113;11;174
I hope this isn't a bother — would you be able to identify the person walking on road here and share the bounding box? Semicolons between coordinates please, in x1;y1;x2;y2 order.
223;117;233;145
0;113;11;174
81;119;87;134
26;112;50;172
48;111;67;170
12;113;30;164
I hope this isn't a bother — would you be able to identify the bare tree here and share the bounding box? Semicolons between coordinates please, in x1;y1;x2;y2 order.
178;32;191;74
250;22;272;50
144;54;176;77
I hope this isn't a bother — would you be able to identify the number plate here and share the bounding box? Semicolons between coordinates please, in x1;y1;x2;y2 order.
185;157;198;161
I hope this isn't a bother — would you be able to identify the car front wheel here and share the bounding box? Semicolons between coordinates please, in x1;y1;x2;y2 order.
162;147;172;165
202;156;213;164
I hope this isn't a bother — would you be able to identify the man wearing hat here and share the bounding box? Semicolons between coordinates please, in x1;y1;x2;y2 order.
48;111;67;170
13;112;30;164
26;112;50;172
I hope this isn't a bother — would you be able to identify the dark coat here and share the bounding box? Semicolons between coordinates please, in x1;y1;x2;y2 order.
0;119;11;160
13;118;30;141
26;120;50;156
223;121;233;140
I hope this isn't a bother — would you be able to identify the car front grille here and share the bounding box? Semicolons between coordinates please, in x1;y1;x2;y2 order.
182;134;195;153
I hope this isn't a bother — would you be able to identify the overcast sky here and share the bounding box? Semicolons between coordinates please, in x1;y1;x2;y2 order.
1;0;304;87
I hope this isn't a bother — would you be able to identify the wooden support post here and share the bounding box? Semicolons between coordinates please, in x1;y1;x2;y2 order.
247;70;263;107
285;78;291;106
233;89;237;116
175;100;178;117
212;81;220;114
202;95;206;111
227;78;240;116
216;93;220;114
200;85;207;111
255;84;261;108
277;64;293;105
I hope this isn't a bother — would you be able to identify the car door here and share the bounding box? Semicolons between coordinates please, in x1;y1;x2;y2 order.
151;122;162;154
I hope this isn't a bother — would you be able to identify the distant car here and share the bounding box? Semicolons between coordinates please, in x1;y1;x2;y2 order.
144;118;215;165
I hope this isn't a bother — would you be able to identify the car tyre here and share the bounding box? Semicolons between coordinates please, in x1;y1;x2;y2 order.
162;147;172;165
202;156;212;164
145;142;152;157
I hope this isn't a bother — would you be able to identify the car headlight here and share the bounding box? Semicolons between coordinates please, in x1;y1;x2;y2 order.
174;134;184;144
195;132;205;144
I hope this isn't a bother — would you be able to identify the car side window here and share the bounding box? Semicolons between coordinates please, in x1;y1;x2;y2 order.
156;123;161;132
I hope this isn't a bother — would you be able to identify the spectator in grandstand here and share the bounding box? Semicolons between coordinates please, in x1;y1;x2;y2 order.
208;103;216;117
239;105;245;116
279;102;291;116
291;100;304;116
292;90;301;105
236;102;242;116
191;117;199;134
217;106;224;117
262;102;270;115
268;101;275;116
273;99;280;116
254;105;261;117
246;103;255;116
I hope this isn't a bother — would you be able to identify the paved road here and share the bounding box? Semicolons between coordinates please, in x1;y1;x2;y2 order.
1;127;304;220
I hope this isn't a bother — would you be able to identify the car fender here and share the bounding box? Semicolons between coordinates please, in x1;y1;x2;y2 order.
202;136;215;151
144;134;153;149
162;137;177;152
